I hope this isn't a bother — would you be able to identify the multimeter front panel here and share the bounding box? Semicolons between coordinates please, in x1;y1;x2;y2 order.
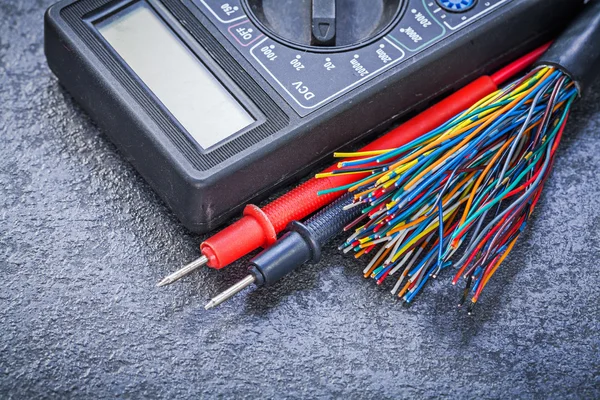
192;0;509;116
45;0;580;232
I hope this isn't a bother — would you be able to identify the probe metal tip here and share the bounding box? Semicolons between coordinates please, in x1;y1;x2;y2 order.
204;274;256;310
157;255;209;287
204;300;217;310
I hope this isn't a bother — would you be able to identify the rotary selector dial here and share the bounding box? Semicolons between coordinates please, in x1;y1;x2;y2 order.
244;0;405;50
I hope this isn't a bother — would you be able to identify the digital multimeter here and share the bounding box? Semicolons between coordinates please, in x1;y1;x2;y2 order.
44;0;578;232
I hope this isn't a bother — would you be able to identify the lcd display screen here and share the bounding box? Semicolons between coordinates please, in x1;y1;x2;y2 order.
96;2;255;149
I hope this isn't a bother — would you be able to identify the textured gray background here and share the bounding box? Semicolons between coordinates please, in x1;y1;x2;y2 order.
1;1;599;398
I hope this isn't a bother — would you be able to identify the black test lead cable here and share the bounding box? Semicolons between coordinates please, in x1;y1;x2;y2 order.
204;193;361;309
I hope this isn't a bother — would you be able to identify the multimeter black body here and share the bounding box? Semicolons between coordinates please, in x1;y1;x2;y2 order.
45;0;580;233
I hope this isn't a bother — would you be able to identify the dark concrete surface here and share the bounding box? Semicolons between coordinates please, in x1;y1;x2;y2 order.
1;1;599;398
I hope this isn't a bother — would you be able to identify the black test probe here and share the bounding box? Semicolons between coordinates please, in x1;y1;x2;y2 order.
205;194;360;309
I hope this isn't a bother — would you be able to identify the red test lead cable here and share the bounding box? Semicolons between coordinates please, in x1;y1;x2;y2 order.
157;43;550;287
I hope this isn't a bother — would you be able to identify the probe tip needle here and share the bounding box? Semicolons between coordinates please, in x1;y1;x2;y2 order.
204;300;217;310
204;274;256;310
156;255;209;287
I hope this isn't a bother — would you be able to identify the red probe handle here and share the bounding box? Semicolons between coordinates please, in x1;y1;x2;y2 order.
202;76;497;269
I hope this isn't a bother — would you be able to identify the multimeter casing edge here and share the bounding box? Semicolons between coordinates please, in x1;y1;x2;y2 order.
44;0;580;233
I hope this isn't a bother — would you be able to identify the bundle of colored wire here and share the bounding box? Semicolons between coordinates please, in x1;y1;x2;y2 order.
318;66;577;311
316;1;600;312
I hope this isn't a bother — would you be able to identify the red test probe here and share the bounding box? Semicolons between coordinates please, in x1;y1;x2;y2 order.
157;43;551;287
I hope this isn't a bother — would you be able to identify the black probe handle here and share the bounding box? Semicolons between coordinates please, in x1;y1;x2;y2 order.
249;193;361;286
536;0;600;96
